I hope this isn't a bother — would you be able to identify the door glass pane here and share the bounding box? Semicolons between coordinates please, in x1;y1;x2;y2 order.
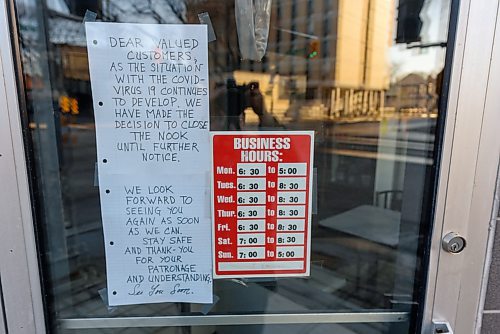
12;0;453;333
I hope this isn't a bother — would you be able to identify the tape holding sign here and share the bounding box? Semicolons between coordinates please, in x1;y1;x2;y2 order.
85;22;212;305
211;131;314;278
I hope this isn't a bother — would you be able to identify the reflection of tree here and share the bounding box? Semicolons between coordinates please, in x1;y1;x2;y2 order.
386;73;439;114
16;0;44;77
101;0;187;24
390;61;403;84
17;0;189;89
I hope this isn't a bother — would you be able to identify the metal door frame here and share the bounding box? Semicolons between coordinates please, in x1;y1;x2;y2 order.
0;0;46;333
422;0;500;333
0;0;499;333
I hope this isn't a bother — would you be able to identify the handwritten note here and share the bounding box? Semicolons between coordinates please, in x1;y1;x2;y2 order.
86;22;212;305
100;175;212;305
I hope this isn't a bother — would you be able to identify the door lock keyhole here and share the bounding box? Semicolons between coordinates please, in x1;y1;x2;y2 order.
442;232;466;254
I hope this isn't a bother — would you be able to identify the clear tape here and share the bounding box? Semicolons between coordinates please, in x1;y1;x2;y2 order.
200;294;220;314
198;12;217;42
83;10;97;23
98;288;118;313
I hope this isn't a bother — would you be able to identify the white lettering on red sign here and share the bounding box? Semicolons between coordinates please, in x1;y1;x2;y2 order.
211;131;314;278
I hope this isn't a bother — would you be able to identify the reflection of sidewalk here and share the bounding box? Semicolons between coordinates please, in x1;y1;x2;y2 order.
323;117;436;165
66;123;96;130
28;122;96;131
332;112;438;124
272;109;438;125
319;147;433;165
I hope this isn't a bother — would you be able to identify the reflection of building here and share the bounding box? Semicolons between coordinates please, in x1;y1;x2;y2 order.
270;0;394;119
32;0;397;123
190;0;394;120
385;73;438;114
329;0;394;118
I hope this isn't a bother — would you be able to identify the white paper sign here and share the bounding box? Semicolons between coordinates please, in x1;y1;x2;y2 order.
100;174;212;305
85;22;212;305
86;22;210;175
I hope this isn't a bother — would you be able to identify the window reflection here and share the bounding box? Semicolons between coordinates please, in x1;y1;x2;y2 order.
14;0;451;333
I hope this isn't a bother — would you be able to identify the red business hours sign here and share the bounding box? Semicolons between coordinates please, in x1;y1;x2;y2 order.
211;131;314;278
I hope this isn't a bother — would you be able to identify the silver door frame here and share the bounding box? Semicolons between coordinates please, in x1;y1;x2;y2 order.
423;0;500;333
0;0;46;333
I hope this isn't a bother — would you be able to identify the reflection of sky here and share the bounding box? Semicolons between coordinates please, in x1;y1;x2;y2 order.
390;0;451;80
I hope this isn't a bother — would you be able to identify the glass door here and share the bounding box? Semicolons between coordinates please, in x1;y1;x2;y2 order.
9;0;455;333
